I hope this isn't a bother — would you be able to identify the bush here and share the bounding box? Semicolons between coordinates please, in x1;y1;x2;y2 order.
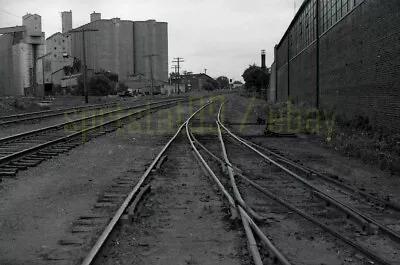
73;71;118;96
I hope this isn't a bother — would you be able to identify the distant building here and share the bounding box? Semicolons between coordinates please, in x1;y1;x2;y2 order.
61;73;81;94
0;14;45;96
181;73;216;91
70;13;168;86
61;11;72;34
44;32;72;88
0;11;169;97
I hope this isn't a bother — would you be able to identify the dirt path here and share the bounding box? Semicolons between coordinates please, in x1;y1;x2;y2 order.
94;135;245;265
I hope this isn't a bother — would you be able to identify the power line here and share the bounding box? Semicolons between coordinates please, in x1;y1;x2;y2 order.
172;57;184;94
0;8;21;19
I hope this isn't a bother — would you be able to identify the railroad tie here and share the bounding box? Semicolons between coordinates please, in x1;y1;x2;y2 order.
102;193;128;199
24;156;45;162
38;151;59;156
71;226;93;234
12;161;39;168
9;163;28;170
94;202;117;209
58;238;85;246
1;165;20;170
0;169;17;178
31;154;53;159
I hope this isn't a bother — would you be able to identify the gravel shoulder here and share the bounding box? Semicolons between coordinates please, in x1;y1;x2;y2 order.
0;100;203;265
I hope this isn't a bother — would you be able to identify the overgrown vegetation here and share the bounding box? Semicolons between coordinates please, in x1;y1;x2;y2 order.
252;99;400;174
242;64;270;93
216;76;230;89
326;115;400;174
73;70;119;96
202;78;219;91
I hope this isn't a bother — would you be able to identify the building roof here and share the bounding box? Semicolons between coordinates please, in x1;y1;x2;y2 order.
61;73;82;80
46;32;64;40
23;13;41;20
277;0;310;47
182;73;215;80
71;18;167;32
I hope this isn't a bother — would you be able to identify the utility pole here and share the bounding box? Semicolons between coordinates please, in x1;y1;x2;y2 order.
172;57;184;94
143;54;158;97
171;65;178;92
69;28;98;104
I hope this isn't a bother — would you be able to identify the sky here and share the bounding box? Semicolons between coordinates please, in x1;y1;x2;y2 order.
0;0;304;81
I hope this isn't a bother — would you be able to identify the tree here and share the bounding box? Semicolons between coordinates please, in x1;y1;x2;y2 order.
216;76;230;89
74;70;118;96
242;64;270;92
117;82;129;93
72;58;81;74
63;58;82;76
202;78;219;91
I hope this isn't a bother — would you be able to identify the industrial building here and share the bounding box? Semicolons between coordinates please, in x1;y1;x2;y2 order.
70;12;169;88
181;73;216;91
0;11;168;96
0;14;45;96
269;0;400;131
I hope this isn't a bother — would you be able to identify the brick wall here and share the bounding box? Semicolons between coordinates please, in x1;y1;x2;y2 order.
276;37;289;102
319;0;400;130
289;42;317;106
272;0;400;131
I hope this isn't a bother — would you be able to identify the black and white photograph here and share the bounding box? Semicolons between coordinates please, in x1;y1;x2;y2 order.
0;0;399;264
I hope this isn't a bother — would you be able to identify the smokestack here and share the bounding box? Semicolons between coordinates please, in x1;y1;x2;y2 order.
90;12;101;22
261;49;266;69
61;10;72;33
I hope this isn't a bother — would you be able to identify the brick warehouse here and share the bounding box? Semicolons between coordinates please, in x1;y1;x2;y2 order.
269;0;400;131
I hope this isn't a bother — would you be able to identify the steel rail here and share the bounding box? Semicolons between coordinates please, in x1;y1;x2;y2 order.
187;111;291;265
0;100;183;168
246;140;400;212
193;120;393;265
215;121;264;222
0;102;117;121
0;105;116;126
81;102;211;265
236;171;393;265
217;104;400;243
0;98;183;145
234;131;400;242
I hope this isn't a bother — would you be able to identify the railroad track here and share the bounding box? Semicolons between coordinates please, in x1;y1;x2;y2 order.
71;101;277;265
0;98;185;180
187;102;400;264
64;100;400;265
0;101;119;126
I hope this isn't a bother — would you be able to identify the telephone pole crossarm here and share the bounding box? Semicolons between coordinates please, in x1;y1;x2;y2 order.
172;57;184;94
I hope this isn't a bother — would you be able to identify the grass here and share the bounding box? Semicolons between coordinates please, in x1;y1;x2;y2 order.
249;98;400;175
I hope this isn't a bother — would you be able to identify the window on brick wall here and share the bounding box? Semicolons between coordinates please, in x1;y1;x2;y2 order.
289;0;320;59
342;0;348;14
319;0;363;35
